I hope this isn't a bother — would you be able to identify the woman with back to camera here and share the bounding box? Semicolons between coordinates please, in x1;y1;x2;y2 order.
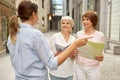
7;0;91;80
75;11;105;80
49;16;78;80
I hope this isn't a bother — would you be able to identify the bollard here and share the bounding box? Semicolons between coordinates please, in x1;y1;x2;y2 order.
5;41;9;54
114;46;120;55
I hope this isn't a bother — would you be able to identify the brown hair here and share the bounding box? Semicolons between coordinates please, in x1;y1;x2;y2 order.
82;11;98;27
9;0;38;44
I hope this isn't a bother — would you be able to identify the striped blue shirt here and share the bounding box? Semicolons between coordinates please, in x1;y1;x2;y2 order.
7;23;58;80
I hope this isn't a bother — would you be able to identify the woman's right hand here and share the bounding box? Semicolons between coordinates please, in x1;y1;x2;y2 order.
75;36;92;47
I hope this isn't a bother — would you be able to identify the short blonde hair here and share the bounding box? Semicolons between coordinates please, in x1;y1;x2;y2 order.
61;16;74;27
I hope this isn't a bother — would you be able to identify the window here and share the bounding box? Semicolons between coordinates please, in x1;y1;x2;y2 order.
42;17;45;27
67;0;69;11
1;16;8;42
42;0;44;8
110;0;120;41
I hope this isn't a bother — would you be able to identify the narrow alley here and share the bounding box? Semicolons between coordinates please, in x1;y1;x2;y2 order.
0;31;120;80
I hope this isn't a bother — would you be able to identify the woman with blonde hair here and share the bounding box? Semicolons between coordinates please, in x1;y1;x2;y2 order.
49;16;77;80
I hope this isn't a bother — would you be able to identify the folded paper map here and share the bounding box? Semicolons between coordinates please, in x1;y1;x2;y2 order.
78;41;105;59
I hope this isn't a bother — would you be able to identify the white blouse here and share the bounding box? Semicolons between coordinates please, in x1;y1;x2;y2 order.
49;32;76;77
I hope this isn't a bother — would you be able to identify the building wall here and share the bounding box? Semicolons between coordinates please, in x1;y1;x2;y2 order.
16;0;50;32
99;0;107;32
0;0;50;52
105;0;120;52
0;0;15;51
72;0;91;33
37;0;50;32
62;0;67;16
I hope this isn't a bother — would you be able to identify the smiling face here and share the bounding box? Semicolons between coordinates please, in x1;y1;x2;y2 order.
82;17;93;29
61;20;73;33
82;11;98;29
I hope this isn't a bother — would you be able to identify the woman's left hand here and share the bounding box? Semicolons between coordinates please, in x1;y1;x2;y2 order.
69;49;79;60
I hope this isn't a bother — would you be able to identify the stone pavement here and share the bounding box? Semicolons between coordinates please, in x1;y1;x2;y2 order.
101;53;120;80
0;53;15;80
0;30;120;80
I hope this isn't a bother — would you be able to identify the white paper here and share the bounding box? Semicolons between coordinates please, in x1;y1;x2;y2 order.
55;43;70;52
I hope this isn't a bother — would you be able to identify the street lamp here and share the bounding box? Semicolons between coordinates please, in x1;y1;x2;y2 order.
48;13;52;20
48;13;54;21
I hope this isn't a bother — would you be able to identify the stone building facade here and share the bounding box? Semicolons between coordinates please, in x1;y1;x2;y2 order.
63;0;120;53
0;0;16;52
36;0;50;32
105;0;120;54
16;0;50;32
0;0;50;53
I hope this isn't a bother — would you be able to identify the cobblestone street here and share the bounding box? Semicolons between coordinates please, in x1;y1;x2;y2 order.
0;31;120;80
101;53;120;80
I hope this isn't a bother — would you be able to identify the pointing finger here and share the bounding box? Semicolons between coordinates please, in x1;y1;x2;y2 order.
84;36;93;40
